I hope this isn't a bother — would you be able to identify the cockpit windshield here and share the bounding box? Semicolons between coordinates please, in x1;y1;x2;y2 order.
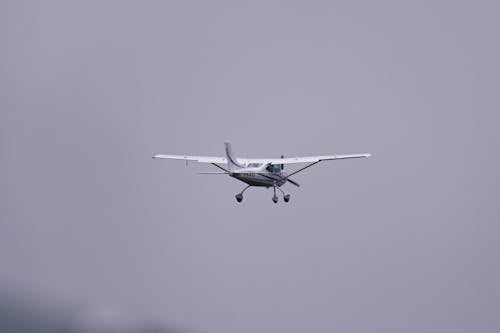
266;164;282;173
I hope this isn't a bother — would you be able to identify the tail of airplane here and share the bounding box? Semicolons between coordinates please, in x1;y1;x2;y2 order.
224;142;243;170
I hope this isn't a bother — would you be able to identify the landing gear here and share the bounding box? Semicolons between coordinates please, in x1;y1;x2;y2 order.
235;185;251;203
273;187;290;203
235;185;290;203
272;187;279;203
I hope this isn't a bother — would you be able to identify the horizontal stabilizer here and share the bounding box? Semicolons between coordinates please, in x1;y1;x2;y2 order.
153;154;227;164
198;172;229;175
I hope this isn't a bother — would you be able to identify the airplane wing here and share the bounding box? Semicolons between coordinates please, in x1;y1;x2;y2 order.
152;154;227;164
153;153;371;165
240;153;371;165
271;154;371;165
269;153;371;178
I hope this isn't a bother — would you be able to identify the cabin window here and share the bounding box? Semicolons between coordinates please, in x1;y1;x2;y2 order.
266;164;281;173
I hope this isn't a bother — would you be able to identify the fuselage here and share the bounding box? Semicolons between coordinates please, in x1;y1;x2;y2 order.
229;164;287;187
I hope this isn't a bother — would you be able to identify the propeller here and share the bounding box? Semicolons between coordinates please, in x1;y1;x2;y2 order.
280;155;284;170
287;178;300;187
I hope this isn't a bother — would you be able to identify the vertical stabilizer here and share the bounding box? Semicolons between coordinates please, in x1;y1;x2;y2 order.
224;142;242;170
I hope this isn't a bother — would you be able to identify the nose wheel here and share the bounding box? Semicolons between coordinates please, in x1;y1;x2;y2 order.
273;186;290;203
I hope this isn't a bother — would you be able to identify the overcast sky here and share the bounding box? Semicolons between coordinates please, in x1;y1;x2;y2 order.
1;1;500;332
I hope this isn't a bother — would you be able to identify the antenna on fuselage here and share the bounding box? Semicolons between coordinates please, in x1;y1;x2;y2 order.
280;155;284;170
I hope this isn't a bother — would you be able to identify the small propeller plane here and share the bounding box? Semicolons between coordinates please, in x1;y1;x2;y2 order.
153;142;371;203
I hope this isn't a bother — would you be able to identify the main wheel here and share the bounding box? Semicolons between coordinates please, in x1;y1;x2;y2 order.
272;195;278;203
284;194;290;202
235;193;243;202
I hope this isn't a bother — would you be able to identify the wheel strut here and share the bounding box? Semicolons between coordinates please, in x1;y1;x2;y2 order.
272;187;279;203
275;186;290;203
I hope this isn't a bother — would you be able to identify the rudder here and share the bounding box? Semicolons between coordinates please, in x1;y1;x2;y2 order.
224;142;242;170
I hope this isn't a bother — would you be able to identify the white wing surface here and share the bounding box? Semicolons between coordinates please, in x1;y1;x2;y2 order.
153;153;371;165
152;154;227;164
238;153;371;165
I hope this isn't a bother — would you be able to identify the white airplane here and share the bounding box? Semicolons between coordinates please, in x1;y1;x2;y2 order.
153;142;371;203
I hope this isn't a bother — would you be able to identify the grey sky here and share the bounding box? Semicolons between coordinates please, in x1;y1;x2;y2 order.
1;1;500;332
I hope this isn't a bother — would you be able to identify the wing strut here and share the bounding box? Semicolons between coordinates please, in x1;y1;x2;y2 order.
285;161;320;178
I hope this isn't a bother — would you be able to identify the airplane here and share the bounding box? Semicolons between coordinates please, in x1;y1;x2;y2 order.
153;142;371;203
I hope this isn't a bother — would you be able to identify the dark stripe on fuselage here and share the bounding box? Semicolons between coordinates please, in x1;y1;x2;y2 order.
231;172;286;187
